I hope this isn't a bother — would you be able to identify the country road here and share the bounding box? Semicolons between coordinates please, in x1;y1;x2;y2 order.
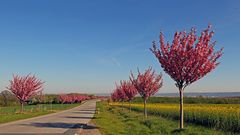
0;100;99;135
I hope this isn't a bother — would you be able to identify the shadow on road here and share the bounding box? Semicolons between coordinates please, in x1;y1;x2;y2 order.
64;116;96;119
22;122;98;129
72;111;95;114
78;109;95;112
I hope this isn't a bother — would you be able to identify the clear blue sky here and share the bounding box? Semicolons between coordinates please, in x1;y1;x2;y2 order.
0;0;239;94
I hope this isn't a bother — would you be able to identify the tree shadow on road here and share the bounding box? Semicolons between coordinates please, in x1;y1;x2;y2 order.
78;109;95;112
72;111;95;114
64;116;96;119
22;122;99;129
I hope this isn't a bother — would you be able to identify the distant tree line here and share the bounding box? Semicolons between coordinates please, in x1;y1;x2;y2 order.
0;91;96;107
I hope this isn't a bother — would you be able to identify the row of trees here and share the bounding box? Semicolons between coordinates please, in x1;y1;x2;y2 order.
111;68;163;117
111;25;223;129
0;91;93;107
111;80;137;112
2;74;96;112
59;94;91;104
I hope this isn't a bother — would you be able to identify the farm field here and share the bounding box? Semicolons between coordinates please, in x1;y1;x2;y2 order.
109;101;240;133
131;96;240;104
0;103;81;124
94;101;235;135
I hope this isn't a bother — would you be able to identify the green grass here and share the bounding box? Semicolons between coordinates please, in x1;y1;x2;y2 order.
93;102;235;135
0;104;79;114
0;103;80;124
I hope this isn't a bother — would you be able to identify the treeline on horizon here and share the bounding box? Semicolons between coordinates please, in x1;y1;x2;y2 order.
129;96;240;104
0;90;96;107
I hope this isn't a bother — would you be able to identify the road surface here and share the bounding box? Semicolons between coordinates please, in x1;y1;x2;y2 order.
0;100;98;135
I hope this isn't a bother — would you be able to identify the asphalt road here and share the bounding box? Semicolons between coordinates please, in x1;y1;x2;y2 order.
0;100;98;135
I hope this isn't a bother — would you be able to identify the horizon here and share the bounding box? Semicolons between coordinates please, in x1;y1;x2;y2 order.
0;0;240;94
40;91;240;95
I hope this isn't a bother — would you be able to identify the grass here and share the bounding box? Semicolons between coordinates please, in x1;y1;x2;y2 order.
0;103;80;124
93;101;236;135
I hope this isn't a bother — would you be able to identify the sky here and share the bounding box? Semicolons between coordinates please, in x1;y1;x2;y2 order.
0;0;239;94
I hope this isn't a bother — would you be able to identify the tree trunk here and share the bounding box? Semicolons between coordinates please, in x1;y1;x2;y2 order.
129;100;131;112
122;101;124;111
21;102;24;113
179;88;184;129
51;101;53;111
144;99;147;118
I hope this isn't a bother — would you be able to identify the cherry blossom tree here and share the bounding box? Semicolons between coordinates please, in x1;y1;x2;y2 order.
130;67;163;118
116;84;128;110
110;84;128;110
7;74;44;112
115;84;128;102
111;90;119;102
119;80;137;112
59;94;68;104
59;94;89;104
150;25;223;129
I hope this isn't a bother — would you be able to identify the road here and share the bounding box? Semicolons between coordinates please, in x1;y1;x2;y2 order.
0;100;98;135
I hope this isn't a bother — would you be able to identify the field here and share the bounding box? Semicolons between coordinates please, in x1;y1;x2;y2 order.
93;102;235;135
131;96;240;104
0;103;81;124
109;101;240;133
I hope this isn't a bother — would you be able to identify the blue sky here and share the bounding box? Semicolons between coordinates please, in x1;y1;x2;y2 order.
0;0;239;94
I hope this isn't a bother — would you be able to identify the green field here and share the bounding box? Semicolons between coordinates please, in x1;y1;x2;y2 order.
0;103;80;124
94;102;236;135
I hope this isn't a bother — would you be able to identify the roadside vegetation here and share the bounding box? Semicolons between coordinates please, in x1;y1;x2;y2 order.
94;101;235;135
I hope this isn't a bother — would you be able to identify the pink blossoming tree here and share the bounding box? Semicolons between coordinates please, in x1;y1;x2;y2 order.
150;25;223;129
111;91;118;102
7;74;44;112
116;84;128;110
130;67;163;118
119;80;137;112
59;94;68;104
115;83;128;102
59;94;89;104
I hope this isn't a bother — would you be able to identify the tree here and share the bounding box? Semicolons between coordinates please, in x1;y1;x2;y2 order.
111;91;119;102
150;25;223;129
119;80;137;112
0;90;16;106
59;94;89;104
115;84;128;110
110;84;128;110
7;74;44;112
34;91;45;104
130;67;163;118
59;94;67;104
